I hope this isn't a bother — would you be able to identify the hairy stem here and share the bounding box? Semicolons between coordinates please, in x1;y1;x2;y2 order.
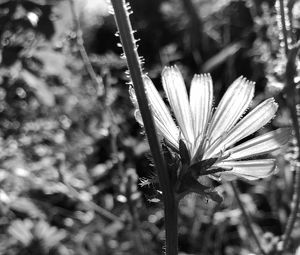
231;182;266;255
111;1;178;254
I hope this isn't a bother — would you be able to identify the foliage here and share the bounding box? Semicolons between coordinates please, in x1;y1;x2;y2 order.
0;0;299;254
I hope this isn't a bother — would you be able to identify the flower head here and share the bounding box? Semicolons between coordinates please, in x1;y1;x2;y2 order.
130;66;291;181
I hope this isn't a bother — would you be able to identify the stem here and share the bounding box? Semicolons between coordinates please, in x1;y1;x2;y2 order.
125;173;146;254
68;0;103;94
282;167;300;251
110;1;178;254
165;193;178;254
56;157;123;223
68;0;125;223
180;0;204;67
231;182;266;255
277;0;300;251
281;43;300;253
278;0;289;55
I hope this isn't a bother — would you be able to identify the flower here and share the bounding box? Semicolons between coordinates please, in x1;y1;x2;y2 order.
130;66;291;181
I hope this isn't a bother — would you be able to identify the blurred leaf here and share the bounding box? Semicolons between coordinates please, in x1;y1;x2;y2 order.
32;49;69;77
9;219;66;250
20;70;55;106
10;197;45;219
8;219;33;246
202;42;242;72
33;220;66;248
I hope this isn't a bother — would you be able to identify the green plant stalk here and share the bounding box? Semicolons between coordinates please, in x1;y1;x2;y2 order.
69;0;146;249
281;43;300;253
231;182;266;255
110;1;178;254
278;0;289;55
282;166;300;251
67;0;123;224
68;0;103;94
277;1;300;251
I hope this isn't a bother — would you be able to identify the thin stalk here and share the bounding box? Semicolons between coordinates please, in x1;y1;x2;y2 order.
68;0;103;94
68;2;148;252
68;0;125;223
281;43;300;253
231;182;267;255
278;0;289;55
282;167;300;251
57;158;123;223
277;1;300;251
110;1;178;254
180;0;204;67
125;173;146;254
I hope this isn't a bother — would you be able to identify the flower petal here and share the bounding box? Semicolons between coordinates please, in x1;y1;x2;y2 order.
190;74;213;138
153;115;179;149
162;66;194;143
129;79;179;149
215;159;276;181
205;98;278;159
144;76;179;148
129;86;139;110
226;128;291;160
207;77;255;144
134;109;143;126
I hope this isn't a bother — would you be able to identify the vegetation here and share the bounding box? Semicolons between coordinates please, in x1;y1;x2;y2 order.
0;0;299;254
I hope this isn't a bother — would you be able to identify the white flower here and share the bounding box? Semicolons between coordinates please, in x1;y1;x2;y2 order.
130;66;291;181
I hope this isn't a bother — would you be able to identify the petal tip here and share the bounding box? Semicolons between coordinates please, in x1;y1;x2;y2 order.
265;97;279;111
162;65;181;78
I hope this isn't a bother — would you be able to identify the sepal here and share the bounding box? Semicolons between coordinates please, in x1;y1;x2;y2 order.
189;157;219;177
179;139;191;166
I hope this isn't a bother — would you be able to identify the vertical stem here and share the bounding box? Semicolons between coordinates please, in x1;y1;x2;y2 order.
231;182;266;255
68;0;103;94
277;0;300;251
282;166;300;251
68;0;122;189
180;0;204;67
278;0;289;55
165;189;178;255
110;1;178;254
66;0;123;224
281;44;300;254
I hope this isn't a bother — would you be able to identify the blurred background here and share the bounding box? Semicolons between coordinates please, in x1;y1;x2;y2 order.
0;0;299;254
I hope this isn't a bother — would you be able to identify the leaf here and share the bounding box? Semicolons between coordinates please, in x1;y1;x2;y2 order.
20;70;55;106
202;42;242;72
34;221;66;248
8;219;33;246
32;49;68;77
10;197;45;219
